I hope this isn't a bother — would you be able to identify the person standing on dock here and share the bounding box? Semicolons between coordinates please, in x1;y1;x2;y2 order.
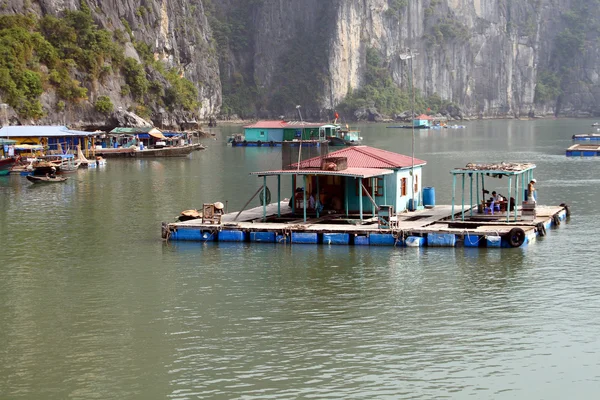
528;179;537;203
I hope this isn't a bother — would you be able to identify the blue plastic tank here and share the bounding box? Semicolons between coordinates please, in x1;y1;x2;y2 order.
408;198;418;211
423;187;435;208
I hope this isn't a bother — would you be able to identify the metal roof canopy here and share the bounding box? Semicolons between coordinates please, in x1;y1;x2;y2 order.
251;167;394;179
450;162;537;222
249;167;394;224
0;126;94;137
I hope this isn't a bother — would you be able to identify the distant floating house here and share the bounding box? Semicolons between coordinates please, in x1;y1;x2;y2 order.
230;120;358;146
0;125;95;153
413;114;434;129
106;126;169;149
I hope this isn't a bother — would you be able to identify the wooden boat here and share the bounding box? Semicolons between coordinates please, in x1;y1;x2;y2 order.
94;143;205;158
0;157;17;176
26;175;68;184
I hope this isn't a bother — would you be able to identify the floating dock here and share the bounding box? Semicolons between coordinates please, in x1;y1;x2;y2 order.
572;133;600;140
162;203;569;248
566;143;600;157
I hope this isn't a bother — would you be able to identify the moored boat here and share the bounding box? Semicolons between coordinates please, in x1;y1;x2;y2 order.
0;157;17;176
26;175;68;184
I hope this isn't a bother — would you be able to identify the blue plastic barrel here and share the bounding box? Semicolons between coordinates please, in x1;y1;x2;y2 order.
423;187;435;208
408;198;418;211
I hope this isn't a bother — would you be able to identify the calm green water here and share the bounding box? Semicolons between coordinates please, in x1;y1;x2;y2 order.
1;119;599;399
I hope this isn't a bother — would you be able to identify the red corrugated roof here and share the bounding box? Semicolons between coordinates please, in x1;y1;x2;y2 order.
415;114;434;120
244;120;288;129
250;167;394;179
293;146;426;169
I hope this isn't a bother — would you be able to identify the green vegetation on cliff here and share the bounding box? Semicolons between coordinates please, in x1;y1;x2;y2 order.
338;47;455;118
0;1;199;120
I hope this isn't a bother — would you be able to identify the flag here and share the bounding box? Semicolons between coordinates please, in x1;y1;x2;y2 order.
334;112;339;119
427;107;431;112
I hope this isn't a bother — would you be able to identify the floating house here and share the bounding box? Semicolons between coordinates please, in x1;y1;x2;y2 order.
249;145;427;221
229;120;359;146
0;125;95;154
163;146;570;248
413;114;434;129
105;127;168;149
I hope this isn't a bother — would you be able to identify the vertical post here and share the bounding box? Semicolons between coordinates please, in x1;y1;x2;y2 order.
410;53;415;210
482;174;485;197
383;176;387;206
262;176;267;221
506;176;512;223
514;173;519;221
469;173;473;216
461;174;465;221
476;172;480;211
359;177;363;221
371;177;376;216
292;175;296;214
345;178;349;216
303;175;307;222
451;174;456;221
277;175;281;217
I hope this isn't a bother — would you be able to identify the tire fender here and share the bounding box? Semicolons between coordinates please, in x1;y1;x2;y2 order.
536;222;546;237
506;227;526;247
553;214;561;226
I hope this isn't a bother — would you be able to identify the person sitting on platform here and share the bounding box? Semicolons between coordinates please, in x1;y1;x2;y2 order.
308;192;316;209
492;191;504;202
528;179;537;203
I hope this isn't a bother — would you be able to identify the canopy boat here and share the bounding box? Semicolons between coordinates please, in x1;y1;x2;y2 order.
33;154;80;174
26;175;68;184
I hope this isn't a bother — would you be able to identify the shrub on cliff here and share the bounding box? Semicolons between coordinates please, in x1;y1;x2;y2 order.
94;96;113;114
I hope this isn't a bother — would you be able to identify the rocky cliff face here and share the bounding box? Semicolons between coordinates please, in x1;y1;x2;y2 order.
220;0;600;119
3;0;598;125
2;0;221;128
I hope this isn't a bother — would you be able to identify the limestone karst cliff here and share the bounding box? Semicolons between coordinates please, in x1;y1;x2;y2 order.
214;0;600;120
0;0;220;129
0;0;598;127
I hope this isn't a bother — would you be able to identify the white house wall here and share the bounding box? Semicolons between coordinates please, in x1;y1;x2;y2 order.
395;167;423;211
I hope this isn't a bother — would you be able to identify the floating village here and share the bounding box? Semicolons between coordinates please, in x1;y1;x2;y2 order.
0;114;574;248
0;124;205;182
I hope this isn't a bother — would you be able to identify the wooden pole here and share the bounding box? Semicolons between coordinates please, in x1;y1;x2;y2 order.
262;176;267;221
359;178;363;221
234;186;265;221
361;182;380;211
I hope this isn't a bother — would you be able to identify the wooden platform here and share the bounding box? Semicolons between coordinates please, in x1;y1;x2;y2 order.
163;202;570;248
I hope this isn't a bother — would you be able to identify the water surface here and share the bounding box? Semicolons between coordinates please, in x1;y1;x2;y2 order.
1;119;599;399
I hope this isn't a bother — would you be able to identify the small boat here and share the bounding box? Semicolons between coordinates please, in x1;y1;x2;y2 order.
0;157;18;176
26;175;68;184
